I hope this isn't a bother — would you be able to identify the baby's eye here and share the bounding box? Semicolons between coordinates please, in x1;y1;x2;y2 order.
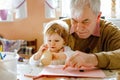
48;40;51;42
55;40;59;42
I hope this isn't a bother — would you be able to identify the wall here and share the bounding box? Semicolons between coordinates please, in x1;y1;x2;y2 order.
107;19;120;28
0;0;61;50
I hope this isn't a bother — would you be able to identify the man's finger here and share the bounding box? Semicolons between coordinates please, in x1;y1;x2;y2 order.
63;65;68;70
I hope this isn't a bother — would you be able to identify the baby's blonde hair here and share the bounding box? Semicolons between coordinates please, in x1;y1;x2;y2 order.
44;20;69;44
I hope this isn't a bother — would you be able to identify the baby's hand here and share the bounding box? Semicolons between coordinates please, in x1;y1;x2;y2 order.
52;52;66;60
41;50;52;66
33;44;48;60
38;44;48;54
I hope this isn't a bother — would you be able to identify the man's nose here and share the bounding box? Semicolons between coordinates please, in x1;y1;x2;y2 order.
75;23;85;31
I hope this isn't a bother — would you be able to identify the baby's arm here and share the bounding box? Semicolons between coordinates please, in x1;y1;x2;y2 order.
29;54;40;66
29;44;48;66
34;44;48;60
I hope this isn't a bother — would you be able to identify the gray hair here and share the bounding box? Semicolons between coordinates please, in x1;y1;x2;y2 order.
70;0;101;16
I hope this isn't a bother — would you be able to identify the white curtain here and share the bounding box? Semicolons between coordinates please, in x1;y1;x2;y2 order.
13;0;27;19
0;0;13;9
45;0;59;18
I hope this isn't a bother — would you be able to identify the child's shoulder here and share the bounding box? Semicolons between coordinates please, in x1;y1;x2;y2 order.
64;46;72;51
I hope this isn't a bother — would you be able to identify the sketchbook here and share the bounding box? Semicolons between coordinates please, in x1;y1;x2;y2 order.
33;65;106;79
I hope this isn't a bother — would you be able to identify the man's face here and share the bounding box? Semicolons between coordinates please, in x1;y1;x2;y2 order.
71;6;98;39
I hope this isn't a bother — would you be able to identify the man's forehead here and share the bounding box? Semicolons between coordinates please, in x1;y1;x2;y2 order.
71;5;93;19
71;10;82;18
71;14;89;23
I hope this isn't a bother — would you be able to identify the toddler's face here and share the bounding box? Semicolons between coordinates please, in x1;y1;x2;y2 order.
46;33;65;52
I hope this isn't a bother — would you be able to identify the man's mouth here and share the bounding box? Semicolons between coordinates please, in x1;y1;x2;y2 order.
78;32;87;35
50;47;55;49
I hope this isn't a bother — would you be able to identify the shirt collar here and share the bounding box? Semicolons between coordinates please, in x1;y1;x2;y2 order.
92;23;100;37
70;25;75;34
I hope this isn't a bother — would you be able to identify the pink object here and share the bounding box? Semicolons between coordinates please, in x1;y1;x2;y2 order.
33;65;106;79
0;10;8;20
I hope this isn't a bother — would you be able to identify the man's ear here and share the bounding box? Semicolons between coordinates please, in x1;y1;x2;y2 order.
98;12;102;19
97;12;102;22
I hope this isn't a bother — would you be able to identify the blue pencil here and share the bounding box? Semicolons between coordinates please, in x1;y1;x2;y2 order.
2;54;6;60
0;53;3;60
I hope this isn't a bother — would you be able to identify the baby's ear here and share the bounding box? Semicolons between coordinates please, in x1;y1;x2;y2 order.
63;40;66;45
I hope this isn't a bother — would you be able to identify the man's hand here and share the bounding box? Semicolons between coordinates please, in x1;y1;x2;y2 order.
64;51;98;69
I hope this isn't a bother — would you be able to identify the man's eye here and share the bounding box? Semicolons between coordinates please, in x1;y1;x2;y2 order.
82;21;89;25
71;19;78;24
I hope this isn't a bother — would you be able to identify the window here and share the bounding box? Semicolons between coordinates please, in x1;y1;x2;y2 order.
101;0;120;19
45;0;59;18
61;0;120;19
0;0;27;22
61;0;70;18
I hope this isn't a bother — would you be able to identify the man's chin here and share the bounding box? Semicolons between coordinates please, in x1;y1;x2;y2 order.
78;34;90;39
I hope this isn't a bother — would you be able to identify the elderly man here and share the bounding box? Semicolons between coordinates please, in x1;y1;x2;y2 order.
63;0;120;69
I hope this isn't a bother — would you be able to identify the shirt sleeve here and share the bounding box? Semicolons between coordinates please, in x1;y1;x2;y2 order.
64;46;75;58
95;49;120;69
29;54;40;66
94;21;120;69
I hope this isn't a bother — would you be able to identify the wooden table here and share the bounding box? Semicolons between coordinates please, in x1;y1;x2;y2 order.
17;60;119;80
